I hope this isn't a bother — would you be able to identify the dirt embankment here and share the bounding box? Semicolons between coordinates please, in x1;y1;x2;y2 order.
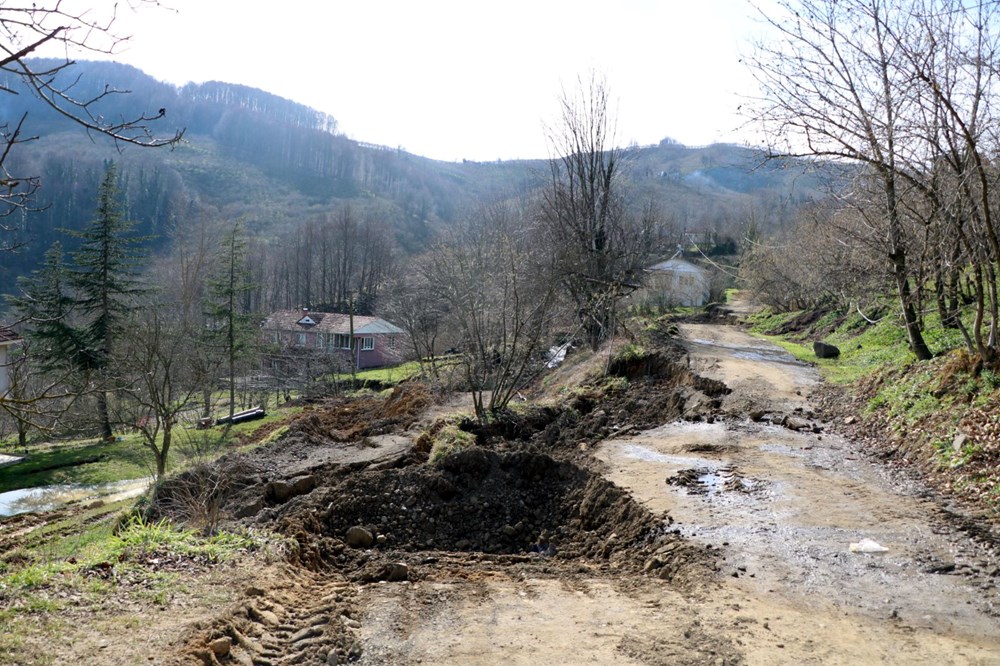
152;337;735;666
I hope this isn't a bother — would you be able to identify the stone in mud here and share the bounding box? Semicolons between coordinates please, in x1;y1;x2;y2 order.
248;605;280;627
346;526;374;548
813;341;841;359
385;562;409;582
783;415;812;431
266;475;317;503
208;636;232;657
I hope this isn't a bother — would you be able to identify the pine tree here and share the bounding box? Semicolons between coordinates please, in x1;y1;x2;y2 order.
68;162;148;439
7;241;87;373
206;220;257;422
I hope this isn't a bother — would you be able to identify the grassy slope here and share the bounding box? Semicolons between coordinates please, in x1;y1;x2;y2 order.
0;405;303;493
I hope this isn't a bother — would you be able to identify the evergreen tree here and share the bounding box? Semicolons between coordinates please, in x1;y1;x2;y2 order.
206;220;257;422
68;162;148;439
8;242;86;374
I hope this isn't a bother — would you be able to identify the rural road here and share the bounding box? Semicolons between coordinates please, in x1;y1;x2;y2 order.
352;322;1000;664
596;323;1000;664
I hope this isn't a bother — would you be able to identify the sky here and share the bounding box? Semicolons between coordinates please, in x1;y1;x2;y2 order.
64;0;771;163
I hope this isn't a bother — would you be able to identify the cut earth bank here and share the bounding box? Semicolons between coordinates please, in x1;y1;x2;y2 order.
30;314;1000;665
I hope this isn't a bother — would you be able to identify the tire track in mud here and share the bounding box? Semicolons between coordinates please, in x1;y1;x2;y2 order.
184;566;362;666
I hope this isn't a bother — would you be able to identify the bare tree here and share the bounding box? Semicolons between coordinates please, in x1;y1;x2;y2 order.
0;2;183;242
746;0;934;359
113;302;201;479
383;267;449;378
426;200;559;421
541;74;656;350
747;0;1000;364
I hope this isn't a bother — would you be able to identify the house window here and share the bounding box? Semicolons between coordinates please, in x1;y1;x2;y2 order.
297;332;307;346
388;335;397;351
333;334;352;349
316;333;325;349
361;337;375;351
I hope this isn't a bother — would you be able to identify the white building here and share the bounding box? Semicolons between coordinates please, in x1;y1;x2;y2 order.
642;258;711;308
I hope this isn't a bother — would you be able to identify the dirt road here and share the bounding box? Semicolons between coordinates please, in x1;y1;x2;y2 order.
594;324;1000;664
343;324;1000;665
144;320;1000;666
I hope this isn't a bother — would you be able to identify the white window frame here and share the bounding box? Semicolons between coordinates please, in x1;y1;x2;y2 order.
361;336;375;351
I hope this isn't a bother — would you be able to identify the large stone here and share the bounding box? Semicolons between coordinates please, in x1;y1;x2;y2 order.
208;637;232;658
346;526;374;548
265;475;317;503
813;341;841;359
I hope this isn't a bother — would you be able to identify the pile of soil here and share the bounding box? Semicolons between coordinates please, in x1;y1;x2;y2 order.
296;447;692;569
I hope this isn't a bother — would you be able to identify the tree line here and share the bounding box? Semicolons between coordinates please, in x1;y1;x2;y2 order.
742;0;1000;366
3;75;680;470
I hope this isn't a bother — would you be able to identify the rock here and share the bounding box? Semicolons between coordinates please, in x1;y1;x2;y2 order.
385;562;409;582
291;474;317;495
248;604;280;626
953;433;968;454
844;415;856;425
749;409;768;422
327;650;340;665
813;341;841;359
265;480;295;503
208;637;232;658
346;526;374;548
265;475;316;503
234;496;265;518
783;416;812;431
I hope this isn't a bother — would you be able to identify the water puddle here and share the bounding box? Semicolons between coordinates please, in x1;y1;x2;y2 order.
0;478;150;517
689;338;810;367
618;444;708;468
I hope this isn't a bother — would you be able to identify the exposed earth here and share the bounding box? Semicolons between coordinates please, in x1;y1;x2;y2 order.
4;315;1000;665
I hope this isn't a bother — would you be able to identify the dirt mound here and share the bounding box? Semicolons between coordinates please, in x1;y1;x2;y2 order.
265;446;704;582
283;382;433;445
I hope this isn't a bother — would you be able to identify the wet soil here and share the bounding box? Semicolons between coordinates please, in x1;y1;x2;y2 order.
167;323;1000;665
597;324;1000;664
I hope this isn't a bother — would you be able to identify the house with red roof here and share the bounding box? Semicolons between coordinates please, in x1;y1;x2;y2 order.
261;308;405;370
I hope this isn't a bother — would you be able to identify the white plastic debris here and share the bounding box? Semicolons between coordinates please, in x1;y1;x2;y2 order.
849;538;889;554
545;343;571;369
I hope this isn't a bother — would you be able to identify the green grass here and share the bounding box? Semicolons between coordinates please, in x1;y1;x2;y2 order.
0;404;302;494
0;435;150;493
335;359;458;385
427;424;476;464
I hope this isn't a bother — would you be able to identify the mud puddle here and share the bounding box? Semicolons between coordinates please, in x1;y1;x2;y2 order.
597;324;1000;663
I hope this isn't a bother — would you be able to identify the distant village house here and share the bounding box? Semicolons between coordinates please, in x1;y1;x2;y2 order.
261;309;405;370
638;256;711;308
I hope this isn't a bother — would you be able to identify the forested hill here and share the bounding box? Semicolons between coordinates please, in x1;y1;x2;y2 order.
0;59;830;292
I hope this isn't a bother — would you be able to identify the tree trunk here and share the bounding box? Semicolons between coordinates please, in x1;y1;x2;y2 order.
157;428;171;479
96;390;113;440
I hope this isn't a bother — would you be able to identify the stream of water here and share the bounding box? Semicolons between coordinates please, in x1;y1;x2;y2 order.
0;478;150;517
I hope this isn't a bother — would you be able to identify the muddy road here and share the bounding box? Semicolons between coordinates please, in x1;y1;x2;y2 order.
165;321;1000;665
343;325;1000;665
596;324;1000;664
